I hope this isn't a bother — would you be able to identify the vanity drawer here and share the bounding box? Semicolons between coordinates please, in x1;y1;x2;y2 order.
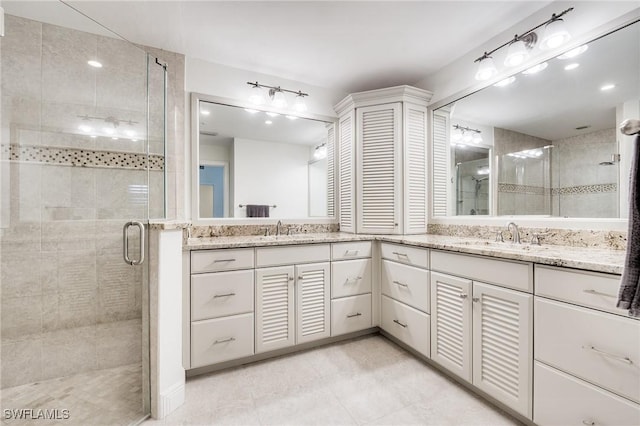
430;250;532;293
381;295;430;358
331;259;372;298
191;313;254;368
380;242;429;269
191;270;254;321
191;248;254;273
256;244;330;267
535;265;627;316
381;260;430;313
331;241;372;260
331;294;372;336
535;298;640;403
534;361;640;426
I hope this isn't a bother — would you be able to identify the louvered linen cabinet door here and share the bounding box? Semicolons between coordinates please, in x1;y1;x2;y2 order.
403;103;428;234
356;103;402;234
295;262;331;344
256;266;295;353
338;111;356;233
472;281;533;418
430;272;472;382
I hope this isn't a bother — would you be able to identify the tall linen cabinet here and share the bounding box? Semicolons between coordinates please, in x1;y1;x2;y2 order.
334;86;433;235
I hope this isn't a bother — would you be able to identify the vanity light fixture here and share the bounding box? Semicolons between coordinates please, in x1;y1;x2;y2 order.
522;62;548;75
564;63;580;71
557;44;588;59
247;81;309;110
452;124;483;144
473;7;573;81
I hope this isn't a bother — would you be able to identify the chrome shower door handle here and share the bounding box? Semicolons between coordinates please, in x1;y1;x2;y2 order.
123;221;145;265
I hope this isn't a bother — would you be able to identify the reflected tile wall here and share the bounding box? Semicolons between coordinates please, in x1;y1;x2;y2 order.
0;14;185;388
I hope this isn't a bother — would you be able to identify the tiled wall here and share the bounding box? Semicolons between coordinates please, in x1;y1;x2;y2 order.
0;15;184;388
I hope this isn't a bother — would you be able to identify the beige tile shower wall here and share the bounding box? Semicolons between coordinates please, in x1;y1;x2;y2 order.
551;128;618;218
0;15;185;388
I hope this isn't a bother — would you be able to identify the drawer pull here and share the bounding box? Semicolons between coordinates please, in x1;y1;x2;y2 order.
344;250;359;256
582;421;596;426
213;258;236;263
393;319;408;328
583;289;617;298
392;251;409;259
213;292;236;298
345;276;363;284
213;337;236;345
582;345;633;365
347;312;362;318
393;280;409;288
459;293;468;299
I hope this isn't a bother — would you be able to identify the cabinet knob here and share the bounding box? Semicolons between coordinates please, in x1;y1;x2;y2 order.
458;293;468;299
298;276;304;280
472;297;480;303
288;276;294;282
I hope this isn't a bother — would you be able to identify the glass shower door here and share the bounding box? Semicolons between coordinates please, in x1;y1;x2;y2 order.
0;3;163;424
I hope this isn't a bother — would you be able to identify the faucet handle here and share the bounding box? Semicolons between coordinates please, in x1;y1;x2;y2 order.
530;232;547;245
495;230;504;242
262;227;270;237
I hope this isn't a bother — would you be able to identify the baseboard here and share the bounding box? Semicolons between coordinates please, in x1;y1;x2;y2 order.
157;381;185;419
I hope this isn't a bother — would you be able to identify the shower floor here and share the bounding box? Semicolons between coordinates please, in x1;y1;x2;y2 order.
1;363;145;425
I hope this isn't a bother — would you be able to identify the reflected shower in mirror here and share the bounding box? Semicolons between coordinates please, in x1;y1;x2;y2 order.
454;145;491;215
195;98;336;220
432;19;639;218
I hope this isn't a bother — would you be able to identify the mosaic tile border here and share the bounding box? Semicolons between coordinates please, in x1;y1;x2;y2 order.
1;144;164;171
498;182;617;196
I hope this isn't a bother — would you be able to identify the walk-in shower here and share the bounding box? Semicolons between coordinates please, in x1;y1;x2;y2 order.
0;2;166;423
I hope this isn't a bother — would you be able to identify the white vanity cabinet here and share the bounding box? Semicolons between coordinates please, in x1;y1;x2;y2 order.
330;241;373;336
430;251;533;419
379;242;431;357
533;265;640;426
334;86;432;235
255;245;331;353
188;248;256;369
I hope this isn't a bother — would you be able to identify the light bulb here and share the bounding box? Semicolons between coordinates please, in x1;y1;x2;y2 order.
504;40;528;67
540;18;571;50
271;90;287;108
451;129;462;142
294;94;307;112
249;86;266;106
475;56;498;81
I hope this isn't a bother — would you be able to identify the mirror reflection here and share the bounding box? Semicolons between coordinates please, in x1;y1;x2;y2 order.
433;20;639;218
454;145;490;215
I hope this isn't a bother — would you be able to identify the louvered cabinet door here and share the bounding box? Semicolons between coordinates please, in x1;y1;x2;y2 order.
472;282;533;418
295;262;330;344
356;103;402;234
255;266;295;353
430;272;472;382
403;103;427;234
326;123;336;218
432;110;450;217
338;111;356;233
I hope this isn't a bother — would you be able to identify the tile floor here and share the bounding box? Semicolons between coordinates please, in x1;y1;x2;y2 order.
1;363;145;425
147;335;522;426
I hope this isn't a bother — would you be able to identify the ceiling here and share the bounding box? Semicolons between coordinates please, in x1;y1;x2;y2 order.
3;0;552;93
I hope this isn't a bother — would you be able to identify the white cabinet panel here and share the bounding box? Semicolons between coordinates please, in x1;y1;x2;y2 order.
191;270;254;320
473;282;532;418
256;244;330;267
331;241;372;260
380;242;429;269
331;294;372;336
381;260;429;313
296;263;331;344
255;266;295;353
535;298;640;403
381;295;430;358
430;272;472;382
191;248;254;273
191;313;254;368
534;361;640;426
331;258;372;298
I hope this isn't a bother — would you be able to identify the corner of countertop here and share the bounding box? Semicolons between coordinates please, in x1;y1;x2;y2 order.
149;220;191;230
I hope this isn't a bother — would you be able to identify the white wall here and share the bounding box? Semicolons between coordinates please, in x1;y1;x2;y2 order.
417;2;640;104
233;137;309;218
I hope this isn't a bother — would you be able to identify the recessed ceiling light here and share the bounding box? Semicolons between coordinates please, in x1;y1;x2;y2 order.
494;76;516;87
557;45;588;59
87;60;102;68
522;62;548;75
200;110;210;116
600;84;615;91
265;120;273;125
564;63;580;70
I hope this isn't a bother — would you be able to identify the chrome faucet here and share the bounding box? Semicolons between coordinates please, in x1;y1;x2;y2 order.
276;220;283;236
507;222;521;244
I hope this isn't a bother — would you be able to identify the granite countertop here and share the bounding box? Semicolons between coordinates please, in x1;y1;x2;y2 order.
185;232;626;275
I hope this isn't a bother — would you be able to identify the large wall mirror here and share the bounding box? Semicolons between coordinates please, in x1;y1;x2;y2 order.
432;19;639;219
192;94;337;221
